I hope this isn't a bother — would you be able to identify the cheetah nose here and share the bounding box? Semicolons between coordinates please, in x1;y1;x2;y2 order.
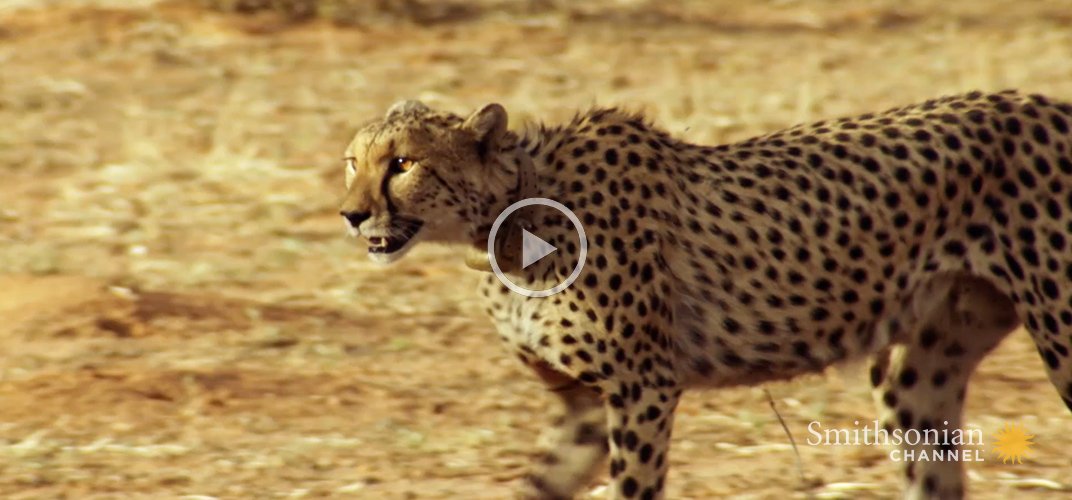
340;210;371;228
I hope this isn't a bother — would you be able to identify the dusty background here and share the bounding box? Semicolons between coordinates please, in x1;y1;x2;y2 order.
1;0;1071;498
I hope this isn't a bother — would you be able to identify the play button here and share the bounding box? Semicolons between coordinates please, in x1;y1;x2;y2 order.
487;197;587;298
521;229;557;269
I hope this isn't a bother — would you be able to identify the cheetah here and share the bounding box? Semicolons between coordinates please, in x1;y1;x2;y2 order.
338;90;1072;499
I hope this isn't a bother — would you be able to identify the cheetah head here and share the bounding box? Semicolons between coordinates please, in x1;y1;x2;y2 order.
339;100;523;265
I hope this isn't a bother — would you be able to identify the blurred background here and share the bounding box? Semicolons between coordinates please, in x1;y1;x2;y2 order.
1;0;1071;498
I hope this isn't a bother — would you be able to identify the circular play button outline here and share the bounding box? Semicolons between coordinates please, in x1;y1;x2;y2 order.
487;197;587;298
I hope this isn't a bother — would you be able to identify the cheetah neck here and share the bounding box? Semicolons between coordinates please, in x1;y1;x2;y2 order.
464;144;541;272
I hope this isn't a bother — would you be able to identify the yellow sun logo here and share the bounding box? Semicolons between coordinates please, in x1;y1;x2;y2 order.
991;423;1035;464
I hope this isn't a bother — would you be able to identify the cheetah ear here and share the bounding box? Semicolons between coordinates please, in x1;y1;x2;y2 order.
385;99;429;120
463;103;508;159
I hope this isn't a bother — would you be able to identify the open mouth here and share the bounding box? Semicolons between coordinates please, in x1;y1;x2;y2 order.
364;217;424;260
367;234;414;254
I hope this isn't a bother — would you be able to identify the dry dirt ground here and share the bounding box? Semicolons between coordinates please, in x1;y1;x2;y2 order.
1;1;1072;498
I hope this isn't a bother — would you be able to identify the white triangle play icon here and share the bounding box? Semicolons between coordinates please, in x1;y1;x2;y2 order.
521;229;557;269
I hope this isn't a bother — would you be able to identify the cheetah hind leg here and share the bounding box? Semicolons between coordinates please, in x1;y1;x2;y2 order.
519;363;608;500
1016;269;1072;414
871;275;1018;500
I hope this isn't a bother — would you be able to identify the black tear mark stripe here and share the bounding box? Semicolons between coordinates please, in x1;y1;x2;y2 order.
380;168;397;213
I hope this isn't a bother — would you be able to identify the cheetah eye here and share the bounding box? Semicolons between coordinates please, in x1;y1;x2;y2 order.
388;156;414;173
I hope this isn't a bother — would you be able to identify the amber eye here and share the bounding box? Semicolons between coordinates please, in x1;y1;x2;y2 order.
388;156;414;173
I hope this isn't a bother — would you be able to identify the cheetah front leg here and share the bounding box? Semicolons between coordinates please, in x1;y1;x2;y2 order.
602;380;681;500
520;362;609;500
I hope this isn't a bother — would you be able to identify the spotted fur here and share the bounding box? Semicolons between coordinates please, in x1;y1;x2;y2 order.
339;90;1072;499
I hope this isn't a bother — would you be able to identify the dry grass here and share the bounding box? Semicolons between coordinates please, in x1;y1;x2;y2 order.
1;0;1072;498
